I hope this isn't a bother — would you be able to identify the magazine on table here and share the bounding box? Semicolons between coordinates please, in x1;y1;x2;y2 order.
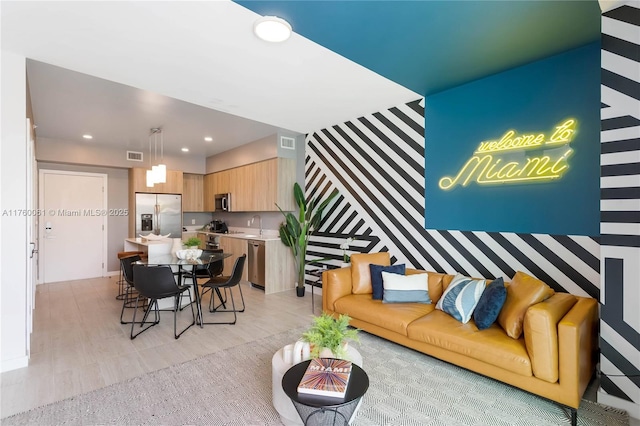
297;358;352;398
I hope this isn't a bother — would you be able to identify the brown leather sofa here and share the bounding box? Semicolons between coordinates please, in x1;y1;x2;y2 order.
322;253;598;425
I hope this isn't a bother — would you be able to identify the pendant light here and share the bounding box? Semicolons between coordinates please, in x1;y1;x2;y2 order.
146;133;155;187
154;129;166;184
148;128;167;185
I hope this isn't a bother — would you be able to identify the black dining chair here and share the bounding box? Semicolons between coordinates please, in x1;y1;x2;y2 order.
199;254;246;325
130;264;196;339
180;249;227;309
119;254;145;324
116;251;144;300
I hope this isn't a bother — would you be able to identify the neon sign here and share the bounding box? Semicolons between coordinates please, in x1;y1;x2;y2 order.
439;119;577;190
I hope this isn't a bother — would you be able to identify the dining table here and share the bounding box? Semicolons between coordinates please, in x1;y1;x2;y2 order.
136;251;232;327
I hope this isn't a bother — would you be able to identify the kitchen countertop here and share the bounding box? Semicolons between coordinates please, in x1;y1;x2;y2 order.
195;230;281;242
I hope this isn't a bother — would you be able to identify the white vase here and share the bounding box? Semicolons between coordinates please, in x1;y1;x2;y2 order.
341;262;351;268
318;342;349;359
171;238;183;256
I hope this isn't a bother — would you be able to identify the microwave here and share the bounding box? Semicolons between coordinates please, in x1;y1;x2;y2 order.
214;193;231;211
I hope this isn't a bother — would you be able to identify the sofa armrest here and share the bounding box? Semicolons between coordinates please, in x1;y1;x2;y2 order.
322;267;353;313
524;293;577;383
558;297;599;408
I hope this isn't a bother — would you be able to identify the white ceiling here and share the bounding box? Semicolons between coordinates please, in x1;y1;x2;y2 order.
2;1;419;157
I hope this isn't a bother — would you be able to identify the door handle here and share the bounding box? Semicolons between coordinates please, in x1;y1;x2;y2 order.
29;242;38;259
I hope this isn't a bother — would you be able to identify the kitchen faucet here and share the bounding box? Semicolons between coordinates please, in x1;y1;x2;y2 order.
251;214;263;236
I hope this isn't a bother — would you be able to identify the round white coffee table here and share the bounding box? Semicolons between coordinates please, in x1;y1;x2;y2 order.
272;345;363;426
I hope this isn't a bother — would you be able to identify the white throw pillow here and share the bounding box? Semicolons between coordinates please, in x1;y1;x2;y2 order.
382;272;431;304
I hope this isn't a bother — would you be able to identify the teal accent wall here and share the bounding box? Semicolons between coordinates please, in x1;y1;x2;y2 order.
425;42;600;236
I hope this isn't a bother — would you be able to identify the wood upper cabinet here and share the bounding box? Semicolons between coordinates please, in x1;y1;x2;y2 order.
215;169;231;194
183;173;204;212
130;167;183;194
203;169;231;211
203;173;215;211
231;158;296;212
202;157;296;212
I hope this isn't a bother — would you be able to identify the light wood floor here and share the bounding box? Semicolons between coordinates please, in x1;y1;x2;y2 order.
0;276;322;418
2;277;635;425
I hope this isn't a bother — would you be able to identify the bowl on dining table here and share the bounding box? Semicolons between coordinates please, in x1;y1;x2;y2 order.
176;249;202;260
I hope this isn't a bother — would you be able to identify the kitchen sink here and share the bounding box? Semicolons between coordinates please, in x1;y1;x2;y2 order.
244;234;258;238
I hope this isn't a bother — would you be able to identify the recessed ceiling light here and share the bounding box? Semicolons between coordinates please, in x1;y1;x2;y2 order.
204;137;213;142
253;16;292;43
181;147;189;152
82;134;93;140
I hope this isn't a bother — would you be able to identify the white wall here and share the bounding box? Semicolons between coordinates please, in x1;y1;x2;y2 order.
1;51;29;371
205;134;277;173
37;136;206;174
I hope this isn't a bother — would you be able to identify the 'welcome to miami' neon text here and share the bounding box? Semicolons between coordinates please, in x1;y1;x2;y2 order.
439;119;577;190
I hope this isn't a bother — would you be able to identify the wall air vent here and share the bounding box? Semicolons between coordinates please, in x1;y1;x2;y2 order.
280;136;295;150
127;151;143;162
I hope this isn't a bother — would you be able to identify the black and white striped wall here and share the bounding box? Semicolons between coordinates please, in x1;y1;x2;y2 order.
304;6;638;415
598;1;640;417
305;98;599;299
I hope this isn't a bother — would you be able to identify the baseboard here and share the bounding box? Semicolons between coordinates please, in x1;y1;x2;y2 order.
598;390;640;421
1;355;29;372
106;270;119;277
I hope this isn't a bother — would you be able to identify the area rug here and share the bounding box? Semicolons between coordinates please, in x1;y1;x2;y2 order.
2;328;629;426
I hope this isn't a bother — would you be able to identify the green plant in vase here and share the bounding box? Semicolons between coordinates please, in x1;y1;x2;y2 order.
302;312;359;358
183;237;201;249
277;182;338;296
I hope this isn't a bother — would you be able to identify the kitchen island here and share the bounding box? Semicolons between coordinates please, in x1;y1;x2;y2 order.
124;237;174;257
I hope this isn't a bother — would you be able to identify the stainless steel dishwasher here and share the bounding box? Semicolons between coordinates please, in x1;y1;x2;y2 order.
248;240;266;290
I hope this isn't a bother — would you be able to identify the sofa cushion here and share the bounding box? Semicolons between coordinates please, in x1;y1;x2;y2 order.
435;274;486;323
382;272;430;304
524;293;577;383
334;294;434;336
407;310;532;377
473;278;507;330
498;271;555;339
351;253;390;294
370;263;406;300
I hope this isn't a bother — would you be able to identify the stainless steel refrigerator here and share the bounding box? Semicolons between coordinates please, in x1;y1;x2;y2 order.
135;193;182;238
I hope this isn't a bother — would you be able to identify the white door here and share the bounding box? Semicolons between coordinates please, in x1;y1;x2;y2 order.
39;170;107;283
25;119;37;340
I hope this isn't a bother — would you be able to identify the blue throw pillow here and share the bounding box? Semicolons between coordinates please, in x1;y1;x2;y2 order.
370;263;406;300
435;274;486;323
473;277;507;330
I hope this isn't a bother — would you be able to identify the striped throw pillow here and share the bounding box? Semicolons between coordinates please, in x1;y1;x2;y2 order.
435;274;486;323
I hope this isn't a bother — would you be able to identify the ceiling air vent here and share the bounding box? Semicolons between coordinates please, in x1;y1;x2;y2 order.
127;151;143;162
280;136;295;150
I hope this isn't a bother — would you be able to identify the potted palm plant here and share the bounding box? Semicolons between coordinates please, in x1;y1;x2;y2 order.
277;182;338;296
302;313;359;358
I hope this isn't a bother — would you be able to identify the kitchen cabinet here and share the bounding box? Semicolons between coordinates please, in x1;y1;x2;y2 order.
229;164;254;212
263;239;296;294
203;157;296;212
196;232;208;250
203;170;231;211
203;173;215;211
183;173;204;212
129;167;183;194
219;236;248;280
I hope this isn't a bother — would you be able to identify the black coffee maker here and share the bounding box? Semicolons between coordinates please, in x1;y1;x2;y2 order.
210;220;228;233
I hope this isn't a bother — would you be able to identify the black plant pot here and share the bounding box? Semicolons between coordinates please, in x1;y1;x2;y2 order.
296;286;305;297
